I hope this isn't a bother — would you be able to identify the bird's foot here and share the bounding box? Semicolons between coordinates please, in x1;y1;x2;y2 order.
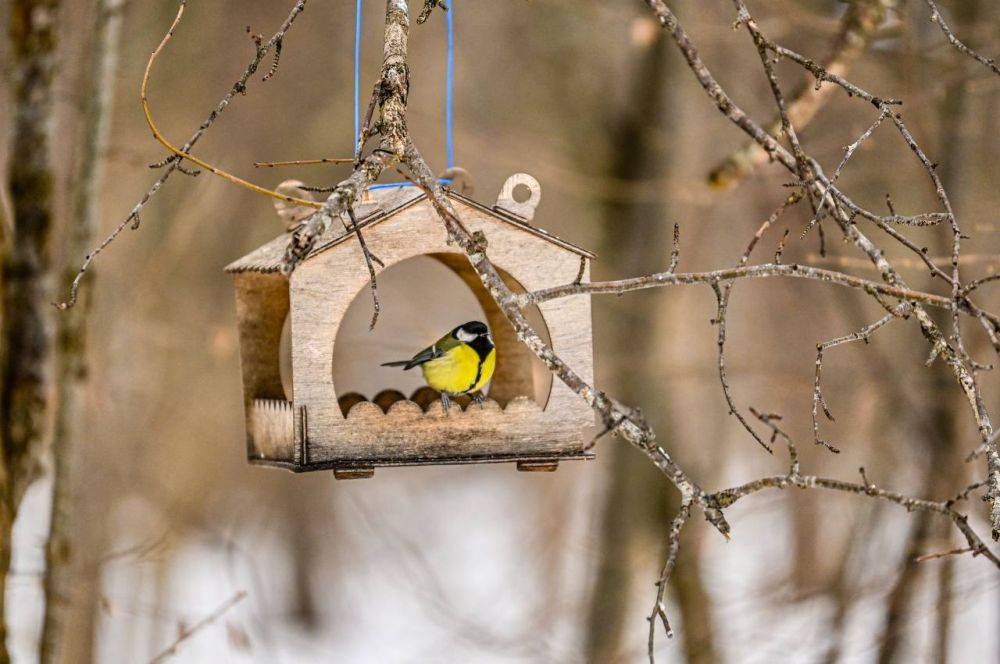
471;392;486;409
440;392;451;415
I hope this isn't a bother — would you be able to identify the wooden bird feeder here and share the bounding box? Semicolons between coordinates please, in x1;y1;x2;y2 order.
225;173;596;478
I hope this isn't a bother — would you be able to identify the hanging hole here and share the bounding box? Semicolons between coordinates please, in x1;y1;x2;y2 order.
512;183;532;203
495;173;541;222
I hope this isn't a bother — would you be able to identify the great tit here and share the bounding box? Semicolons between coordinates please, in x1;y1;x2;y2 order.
381;321;496;412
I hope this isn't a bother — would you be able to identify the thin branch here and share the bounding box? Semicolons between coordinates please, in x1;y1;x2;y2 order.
647;500;692;663
572;256;587;285
139;2;320;209
519;263;962;312
708;0;894;187
645;0;1000;539
710;469;1000;569
667;222;680;273
148;591;247;663
57;0;311;308
253;157;354;168
749;407;800;473
400;140;732;537
924;0;999;77
833;108;891;182
417;0;448;24
262;35;283;81
712;280;772;454
914;546;977;563
346;207;383;330
812;312;900;453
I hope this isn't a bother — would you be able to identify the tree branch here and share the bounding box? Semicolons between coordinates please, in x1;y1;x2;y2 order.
57;0;310;308
709;0;895;188
924;0;999;76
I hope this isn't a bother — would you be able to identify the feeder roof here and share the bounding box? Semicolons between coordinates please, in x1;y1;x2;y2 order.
224;186;595;274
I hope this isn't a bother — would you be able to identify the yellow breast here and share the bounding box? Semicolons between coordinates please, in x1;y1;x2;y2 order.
472;347;496;393
421;345;496;396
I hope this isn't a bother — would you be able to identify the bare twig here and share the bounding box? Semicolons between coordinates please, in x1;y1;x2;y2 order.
914;546;977;563
711;468;1000;569
644;0;1000;540
398;141;732;537
667;223;680;273
646;500;692;662
712;280;772;454
253;157;354;168
139;3;320;209
148;591;247;663
572;256;587;285
708;0;895;187
749;407;800;473
518;263;966;312
924;0;999;77
417;0;448;24
345;207;383;330
57;0;311;308
812;312;900;453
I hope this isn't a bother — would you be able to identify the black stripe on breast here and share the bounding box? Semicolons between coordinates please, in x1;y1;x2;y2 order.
465;355;485;394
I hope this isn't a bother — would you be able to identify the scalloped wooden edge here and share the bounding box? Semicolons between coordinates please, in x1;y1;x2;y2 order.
346;395;540;422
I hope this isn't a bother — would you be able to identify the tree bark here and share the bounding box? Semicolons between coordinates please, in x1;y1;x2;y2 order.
39;1;123;661
1;2;61;661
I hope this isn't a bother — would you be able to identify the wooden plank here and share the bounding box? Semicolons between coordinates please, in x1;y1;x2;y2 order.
516;461;559;472
333;467;375;480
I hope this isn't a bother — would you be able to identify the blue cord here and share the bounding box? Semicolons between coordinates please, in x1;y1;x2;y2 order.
445;1;455;169
353;0;363;144
353;1;456;189
368;179;452;191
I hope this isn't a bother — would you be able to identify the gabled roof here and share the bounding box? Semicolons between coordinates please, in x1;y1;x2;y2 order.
225;186;595;274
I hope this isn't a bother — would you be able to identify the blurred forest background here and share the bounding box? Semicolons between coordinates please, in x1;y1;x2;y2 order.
1;0;1000;661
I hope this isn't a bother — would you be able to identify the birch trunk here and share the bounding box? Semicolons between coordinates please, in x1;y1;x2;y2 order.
40;1;123;661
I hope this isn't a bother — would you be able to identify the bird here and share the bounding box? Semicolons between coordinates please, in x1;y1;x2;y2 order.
381;320;496;413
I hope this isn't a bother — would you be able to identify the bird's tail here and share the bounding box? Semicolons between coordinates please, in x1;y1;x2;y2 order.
381;360;413;369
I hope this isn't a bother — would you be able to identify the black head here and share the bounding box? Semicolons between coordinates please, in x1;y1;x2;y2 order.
453;321;493;356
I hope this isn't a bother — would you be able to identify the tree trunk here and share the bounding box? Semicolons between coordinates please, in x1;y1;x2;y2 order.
40;1;123;661
1;2;61;660
584;28;717;663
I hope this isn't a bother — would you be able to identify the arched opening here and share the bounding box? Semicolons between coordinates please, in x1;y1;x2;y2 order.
319;253;553;414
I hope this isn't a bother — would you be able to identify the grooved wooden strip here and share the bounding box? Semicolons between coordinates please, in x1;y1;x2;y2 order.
249;398;295;462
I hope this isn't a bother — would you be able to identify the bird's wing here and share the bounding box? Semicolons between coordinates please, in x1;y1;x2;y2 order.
382;333;461;370
401;334;460;370
400;345;442;370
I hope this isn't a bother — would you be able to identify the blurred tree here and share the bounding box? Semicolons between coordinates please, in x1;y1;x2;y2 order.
876;2;983;661
40;0;124;661
1;1;60;661
584;27;717;664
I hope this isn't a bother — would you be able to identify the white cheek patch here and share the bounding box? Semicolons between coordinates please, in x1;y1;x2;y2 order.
457;328;476;343
486;334;494;346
